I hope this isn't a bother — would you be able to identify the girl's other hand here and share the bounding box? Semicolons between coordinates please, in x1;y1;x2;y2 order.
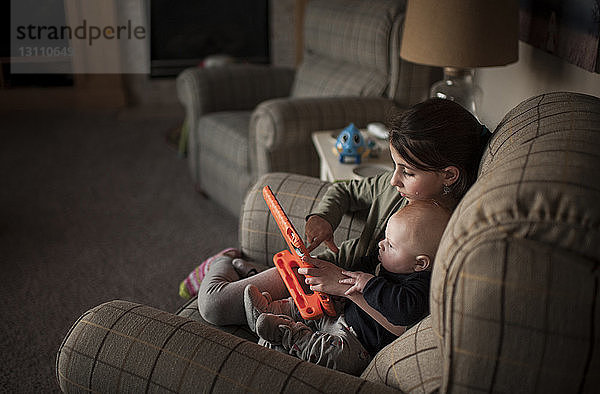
298;256;348;296
340;270;374;296
305;215;339;253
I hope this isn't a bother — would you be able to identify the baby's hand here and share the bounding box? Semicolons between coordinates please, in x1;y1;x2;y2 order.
339;270;374;296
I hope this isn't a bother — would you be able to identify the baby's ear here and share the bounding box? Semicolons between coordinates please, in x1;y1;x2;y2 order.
415;255;431;271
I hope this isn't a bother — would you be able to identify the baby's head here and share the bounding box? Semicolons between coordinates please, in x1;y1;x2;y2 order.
377;200;451;274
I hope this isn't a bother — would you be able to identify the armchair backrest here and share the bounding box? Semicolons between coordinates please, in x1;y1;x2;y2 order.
432;92;600;392
291;0;408;100
239;173;367;265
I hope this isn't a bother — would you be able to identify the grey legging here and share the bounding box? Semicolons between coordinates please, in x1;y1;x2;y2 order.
197;256;289;326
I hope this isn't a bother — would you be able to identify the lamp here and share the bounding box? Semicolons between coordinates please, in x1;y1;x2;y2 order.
400;0;519;118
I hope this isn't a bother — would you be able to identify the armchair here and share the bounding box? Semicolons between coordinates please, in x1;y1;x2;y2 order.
176;0;438;216
58;92;600;392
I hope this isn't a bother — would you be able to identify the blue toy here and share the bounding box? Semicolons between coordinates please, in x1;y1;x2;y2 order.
335;123;369;164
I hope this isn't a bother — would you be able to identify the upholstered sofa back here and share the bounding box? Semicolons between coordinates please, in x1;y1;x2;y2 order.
432;92;600;392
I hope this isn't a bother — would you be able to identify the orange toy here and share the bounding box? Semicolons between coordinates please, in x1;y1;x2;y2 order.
262;186;336;320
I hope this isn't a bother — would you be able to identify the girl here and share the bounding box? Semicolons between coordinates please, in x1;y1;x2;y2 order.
196;98;491;326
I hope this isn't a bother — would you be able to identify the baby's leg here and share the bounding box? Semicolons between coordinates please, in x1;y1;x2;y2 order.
256;313;371;375
244;284;297;332
305;314;372;375
197;256;288;326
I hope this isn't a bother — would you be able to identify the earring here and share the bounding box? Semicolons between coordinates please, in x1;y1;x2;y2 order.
442;184;451;195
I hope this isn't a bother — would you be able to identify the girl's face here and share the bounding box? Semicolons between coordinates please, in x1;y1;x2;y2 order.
389;143;448;202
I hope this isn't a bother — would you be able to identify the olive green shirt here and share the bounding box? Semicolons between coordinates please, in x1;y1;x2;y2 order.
311;171;407;273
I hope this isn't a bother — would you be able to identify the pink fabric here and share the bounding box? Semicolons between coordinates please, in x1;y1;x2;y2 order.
180;248;240;299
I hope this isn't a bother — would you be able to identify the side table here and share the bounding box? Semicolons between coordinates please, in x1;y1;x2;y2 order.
311;130;393;182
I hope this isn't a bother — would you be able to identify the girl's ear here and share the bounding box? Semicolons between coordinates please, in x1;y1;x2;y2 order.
415;255;431;271
442;166;460;186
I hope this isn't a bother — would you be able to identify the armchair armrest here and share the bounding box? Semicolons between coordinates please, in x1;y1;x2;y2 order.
239;173;366;265
57;300;399;393
250;96;397;176
176;65;295;139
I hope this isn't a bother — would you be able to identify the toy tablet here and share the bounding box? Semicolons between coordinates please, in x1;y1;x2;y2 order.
262;186;336;320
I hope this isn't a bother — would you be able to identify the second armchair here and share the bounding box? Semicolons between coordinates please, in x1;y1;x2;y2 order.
176;0;438;216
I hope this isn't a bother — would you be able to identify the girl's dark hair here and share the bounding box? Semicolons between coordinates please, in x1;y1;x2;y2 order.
387;98;491;200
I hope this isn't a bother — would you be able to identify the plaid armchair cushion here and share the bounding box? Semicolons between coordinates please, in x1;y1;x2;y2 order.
292;54;388;98
57;300;399;393
292;0;405;98
361;315;442;393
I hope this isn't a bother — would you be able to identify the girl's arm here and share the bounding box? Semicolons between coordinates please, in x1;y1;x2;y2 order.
299;258;406;336
360;273;431;326
308;172;392;234
341;270;431;327
346;293;406;336
340;270;406;336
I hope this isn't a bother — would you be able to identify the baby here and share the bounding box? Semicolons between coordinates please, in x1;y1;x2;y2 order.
243;200;451;375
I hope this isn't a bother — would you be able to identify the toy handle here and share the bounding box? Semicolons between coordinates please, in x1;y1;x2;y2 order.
315;289;336;317
273;251;322;320
262;186;309;257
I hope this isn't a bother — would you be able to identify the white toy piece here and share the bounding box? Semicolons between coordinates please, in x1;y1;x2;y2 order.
367;122;389;139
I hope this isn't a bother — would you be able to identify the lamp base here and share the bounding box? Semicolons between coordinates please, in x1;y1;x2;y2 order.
430;67;482;118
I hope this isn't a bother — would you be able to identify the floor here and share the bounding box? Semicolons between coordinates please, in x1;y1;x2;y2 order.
0;103;239;391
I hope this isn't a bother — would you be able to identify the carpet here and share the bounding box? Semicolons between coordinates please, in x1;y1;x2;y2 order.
0;107;238;392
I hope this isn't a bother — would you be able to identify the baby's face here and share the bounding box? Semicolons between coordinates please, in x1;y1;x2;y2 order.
377;216;415;274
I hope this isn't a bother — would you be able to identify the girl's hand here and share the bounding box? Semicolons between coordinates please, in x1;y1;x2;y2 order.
298;256;349;296
339;270;374;296
305;215;339;253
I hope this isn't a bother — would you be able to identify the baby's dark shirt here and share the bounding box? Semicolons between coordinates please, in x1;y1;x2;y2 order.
343;266;432;356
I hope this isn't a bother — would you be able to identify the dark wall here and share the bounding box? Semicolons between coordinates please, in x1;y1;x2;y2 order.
150;0;269;77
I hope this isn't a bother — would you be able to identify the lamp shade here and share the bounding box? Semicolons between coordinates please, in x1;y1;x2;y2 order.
400;0;519;68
